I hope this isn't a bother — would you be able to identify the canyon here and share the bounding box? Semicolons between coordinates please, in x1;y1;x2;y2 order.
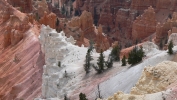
1;0;177;100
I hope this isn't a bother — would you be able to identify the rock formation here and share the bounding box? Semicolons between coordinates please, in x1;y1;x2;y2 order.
79;10;95;40
33;0;50;18
131;61;177;94
39;12;57;29
62;10;110;52
115;8;132;39
168;33;177;46
131;0;157;11
95;25;110;52
132;6;157;41
0;0;45;100
155;12;177;44
7;0;32;13
104;61;177;100
39;25;76;99
98;4;114;33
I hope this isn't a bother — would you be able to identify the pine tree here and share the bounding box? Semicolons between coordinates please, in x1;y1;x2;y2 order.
168;40;174;55
79;93;88;100
84;48;92;73
58;61;61;67
110;45;120;61
128;46;144;65
121;55;126;66
105;56;113;68
92;49;105;73
97;49;105;72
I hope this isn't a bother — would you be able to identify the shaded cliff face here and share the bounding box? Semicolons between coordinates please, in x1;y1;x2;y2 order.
0;1;45;100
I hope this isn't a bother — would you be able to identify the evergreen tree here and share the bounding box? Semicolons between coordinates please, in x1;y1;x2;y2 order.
105;56;113;68
84;41;94;73
84;48;93;73
168;40;174;55
97;49;105;72
92;49;105;73
110;45;120;61
58;61;61;67
79;93;88;100
128;46;144;65
121;55;126;66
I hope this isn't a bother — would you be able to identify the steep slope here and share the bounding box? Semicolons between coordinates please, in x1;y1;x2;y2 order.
0;1;45;100
104;61;177;100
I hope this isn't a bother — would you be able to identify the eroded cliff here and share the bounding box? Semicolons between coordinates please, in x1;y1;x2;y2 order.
0;1;45;100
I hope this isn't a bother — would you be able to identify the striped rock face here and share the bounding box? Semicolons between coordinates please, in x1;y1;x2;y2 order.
0;1;45;100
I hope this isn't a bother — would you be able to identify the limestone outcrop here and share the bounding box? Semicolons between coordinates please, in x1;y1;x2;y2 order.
132;6;157;41
39;25;76;99
131;61;177;94
104;61;177;100
0;1;45;100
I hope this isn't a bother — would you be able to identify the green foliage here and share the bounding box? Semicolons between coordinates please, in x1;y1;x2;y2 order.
58;61;61;67
84;42;94;73
168;40;174;55
121;55;126;66
92;50;105;73
84;48;93;73
97;50;105;72
128;46;144;65
110;45;121;61
105;56;113;68
79;93;88;100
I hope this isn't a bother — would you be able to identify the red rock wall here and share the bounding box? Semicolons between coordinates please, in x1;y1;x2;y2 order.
7;0;32;13
131;0;157;11
39;12;57;29
132;6;157;41
0;1;45;100
155;12;177;43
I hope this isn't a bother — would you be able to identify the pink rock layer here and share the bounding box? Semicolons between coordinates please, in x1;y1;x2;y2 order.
0;1;45;100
